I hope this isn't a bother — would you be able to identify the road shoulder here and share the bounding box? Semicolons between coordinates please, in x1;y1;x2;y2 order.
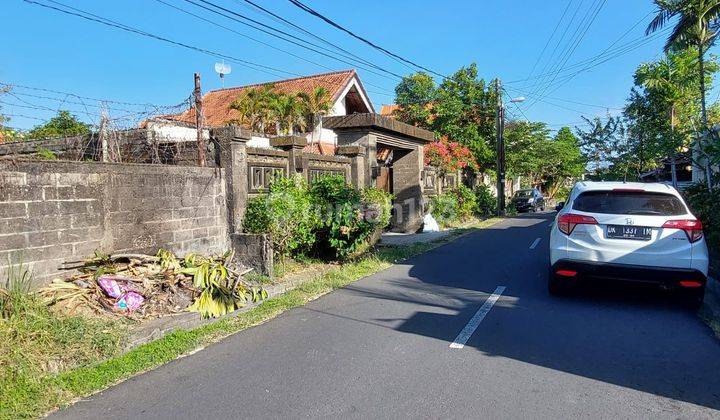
21;219;500;419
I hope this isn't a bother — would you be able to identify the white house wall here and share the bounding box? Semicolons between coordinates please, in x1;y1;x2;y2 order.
146;121;208;141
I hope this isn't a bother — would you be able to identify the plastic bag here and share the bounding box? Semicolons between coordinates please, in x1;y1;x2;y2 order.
116;291;145;312
98;275;145;312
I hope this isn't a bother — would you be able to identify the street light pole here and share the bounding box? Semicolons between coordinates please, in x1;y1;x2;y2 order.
495;79;506;216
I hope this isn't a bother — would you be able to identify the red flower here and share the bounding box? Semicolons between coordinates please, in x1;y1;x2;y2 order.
425;136;478;173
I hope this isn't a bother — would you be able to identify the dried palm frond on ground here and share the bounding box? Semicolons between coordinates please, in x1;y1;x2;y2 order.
39;249;263;320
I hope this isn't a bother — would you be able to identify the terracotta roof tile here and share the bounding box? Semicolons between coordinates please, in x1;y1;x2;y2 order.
303;142;336;155
380;104;399;117
167;70;356;127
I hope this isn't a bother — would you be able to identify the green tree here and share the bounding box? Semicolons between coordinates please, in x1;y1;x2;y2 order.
393;64;498;171
545;127;585;197
431;64;498;170
505;120;551;183
27;110;90;139
504;123;584;194
646;0;720;126
621;50;719;182
574;115;625;178
393;72;435;128
0;87;22;142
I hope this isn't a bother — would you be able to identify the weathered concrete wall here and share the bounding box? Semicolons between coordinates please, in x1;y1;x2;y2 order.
231;233;273;276
0;160;229;287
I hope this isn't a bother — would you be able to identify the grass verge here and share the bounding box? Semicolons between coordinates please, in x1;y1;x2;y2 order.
0;218;499;419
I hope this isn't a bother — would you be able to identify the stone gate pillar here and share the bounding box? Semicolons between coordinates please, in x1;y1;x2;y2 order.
211;126;251;233
336;145;367;188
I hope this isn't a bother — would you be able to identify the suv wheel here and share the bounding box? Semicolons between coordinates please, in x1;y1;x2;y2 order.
679;286;705;310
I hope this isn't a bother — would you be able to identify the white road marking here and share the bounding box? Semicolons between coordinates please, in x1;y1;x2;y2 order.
449;286;506;349
529;238;541;249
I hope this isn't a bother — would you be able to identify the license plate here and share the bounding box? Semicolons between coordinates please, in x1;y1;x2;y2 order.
606;225;652;240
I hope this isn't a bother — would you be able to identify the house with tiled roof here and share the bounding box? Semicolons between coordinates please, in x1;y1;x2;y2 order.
379;104;400;117
149;70;374;154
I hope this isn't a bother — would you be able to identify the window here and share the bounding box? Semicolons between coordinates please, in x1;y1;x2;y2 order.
572;191;687;215
514;190;533;198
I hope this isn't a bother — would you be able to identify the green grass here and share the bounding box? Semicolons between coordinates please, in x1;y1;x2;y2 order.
0;219;499;419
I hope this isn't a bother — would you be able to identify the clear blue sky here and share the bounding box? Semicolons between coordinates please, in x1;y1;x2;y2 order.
1;0;702;132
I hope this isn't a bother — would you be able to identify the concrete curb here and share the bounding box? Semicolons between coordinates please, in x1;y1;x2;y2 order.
125;265;334;349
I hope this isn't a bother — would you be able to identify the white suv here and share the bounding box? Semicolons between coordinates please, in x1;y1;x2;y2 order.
549;181;709;307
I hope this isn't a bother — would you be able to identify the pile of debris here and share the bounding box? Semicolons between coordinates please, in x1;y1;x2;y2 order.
39;249;262;320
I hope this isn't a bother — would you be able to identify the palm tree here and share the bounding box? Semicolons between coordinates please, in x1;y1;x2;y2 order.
646;0;720;127
297;87;333;146
271;93;306;135
229;85;277;132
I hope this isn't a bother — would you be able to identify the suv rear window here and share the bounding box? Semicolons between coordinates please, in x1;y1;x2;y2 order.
572;191;686;215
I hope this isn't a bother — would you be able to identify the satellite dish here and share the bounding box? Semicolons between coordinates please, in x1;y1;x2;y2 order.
214;62;232;88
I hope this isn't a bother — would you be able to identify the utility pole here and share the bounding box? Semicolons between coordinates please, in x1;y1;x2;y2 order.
495;79;506;216
99;105;109;162
194;72;206;167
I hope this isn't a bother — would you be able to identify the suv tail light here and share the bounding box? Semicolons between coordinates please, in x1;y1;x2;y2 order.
662;219;704;243
557;213;598;235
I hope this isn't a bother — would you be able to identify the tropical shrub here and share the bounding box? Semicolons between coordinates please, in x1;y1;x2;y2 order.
454;184;477;221
683;182;720;252
310;175;392;260
474;184;496;217
242;175;318;258
361;187;393;228
431;191;460;227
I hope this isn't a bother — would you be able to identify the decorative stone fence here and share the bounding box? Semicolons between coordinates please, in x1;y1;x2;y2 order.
0;115;437;285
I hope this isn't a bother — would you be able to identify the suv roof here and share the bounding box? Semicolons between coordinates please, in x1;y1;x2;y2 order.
573;181;680;195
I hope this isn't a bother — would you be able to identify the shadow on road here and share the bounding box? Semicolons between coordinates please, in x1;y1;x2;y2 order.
340;213;720;410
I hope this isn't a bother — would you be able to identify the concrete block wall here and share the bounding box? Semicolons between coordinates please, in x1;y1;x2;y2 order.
391;147;424;232
0;160;229;287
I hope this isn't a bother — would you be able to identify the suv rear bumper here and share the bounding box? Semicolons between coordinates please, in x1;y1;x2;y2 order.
551;259;706;287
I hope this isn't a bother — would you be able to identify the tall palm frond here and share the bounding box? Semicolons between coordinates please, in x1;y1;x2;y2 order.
646;0;720;127
297;87;332;148
271;94;306;135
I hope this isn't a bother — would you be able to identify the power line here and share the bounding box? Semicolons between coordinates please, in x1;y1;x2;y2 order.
287;0;448;79
530;0;607;107
529;0;587;98
505;88;623;110
0;81;169;107
234;0;389;74
154;0;336;74
514;27;670;96
184;0;403;81
24;0;302;79
509;17;667;87
527;1;574;80
154;0;397;95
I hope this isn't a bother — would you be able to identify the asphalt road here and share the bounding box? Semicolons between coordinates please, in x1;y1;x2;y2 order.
54;213;720;419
